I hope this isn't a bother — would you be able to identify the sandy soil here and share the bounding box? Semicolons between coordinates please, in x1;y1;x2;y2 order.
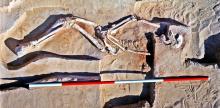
0;0;219;108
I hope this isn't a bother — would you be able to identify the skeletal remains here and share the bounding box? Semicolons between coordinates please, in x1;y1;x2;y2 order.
5;14;187;57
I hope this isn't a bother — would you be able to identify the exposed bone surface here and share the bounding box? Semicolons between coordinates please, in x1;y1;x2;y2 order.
0;0;220;108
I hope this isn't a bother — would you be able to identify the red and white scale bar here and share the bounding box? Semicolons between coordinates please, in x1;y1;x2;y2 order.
29;77;209;88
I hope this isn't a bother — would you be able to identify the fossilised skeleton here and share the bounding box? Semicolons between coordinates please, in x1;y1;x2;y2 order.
5;14;186;57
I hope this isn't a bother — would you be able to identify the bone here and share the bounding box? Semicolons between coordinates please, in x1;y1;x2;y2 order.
140;20;160;28
4;14;73;55
161;34;171;45
99;18;153;55
100;15;136;32
30;25;64;46
109;20;159;37
72;22;106;52
110;15;137;31
51;18;66;29
127;49;151;55
110;20;136;35
107;34;150;55
103;38;117;54
75;18;98;27
107;34;126;51
6;14;157;57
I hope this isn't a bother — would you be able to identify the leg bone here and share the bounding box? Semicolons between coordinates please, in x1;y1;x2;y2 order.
75;18;98;27
72;22;106;52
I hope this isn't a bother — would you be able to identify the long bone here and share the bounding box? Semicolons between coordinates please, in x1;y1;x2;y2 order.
104;17;186;54
105;18;159;55
69;20;106;52
70;20;120;54
71;16;167;54
11;18;100;57
6;14;185;58
109;15;137;31
110;19;161;36
29;18;98;46
39;15;154;56
110;19;137;36
31;19;65;46
103;37;117;54
95;15;151;55
75;18;98;27
105;17;160;37
107;34;150;55
70;16;151;55
5;15;72;56
100;15;136;32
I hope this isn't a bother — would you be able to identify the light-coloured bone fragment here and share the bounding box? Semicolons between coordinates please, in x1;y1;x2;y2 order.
71;22;106;51
75;18;98;27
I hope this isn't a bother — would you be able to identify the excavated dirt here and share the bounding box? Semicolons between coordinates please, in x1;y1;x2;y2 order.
0;0;220;108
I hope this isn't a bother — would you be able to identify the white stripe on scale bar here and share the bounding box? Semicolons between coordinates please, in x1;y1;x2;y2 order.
29;83;62;88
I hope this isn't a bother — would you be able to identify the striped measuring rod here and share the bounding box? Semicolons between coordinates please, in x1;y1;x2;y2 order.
29;76;209;88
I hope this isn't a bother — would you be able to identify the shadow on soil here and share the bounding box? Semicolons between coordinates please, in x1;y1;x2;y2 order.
103;31;156;108
6;51;99;70
0;70;148;91
0;72;100;91
187;32;220;67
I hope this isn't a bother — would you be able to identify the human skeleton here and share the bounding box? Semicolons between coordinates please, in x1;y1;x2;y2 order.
10;15;185;56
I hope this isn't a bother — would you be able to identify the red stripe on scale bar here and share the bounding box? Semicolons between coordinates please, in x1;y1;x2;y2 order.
28;76;209;88
62;81;115;86
164;77;209;82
